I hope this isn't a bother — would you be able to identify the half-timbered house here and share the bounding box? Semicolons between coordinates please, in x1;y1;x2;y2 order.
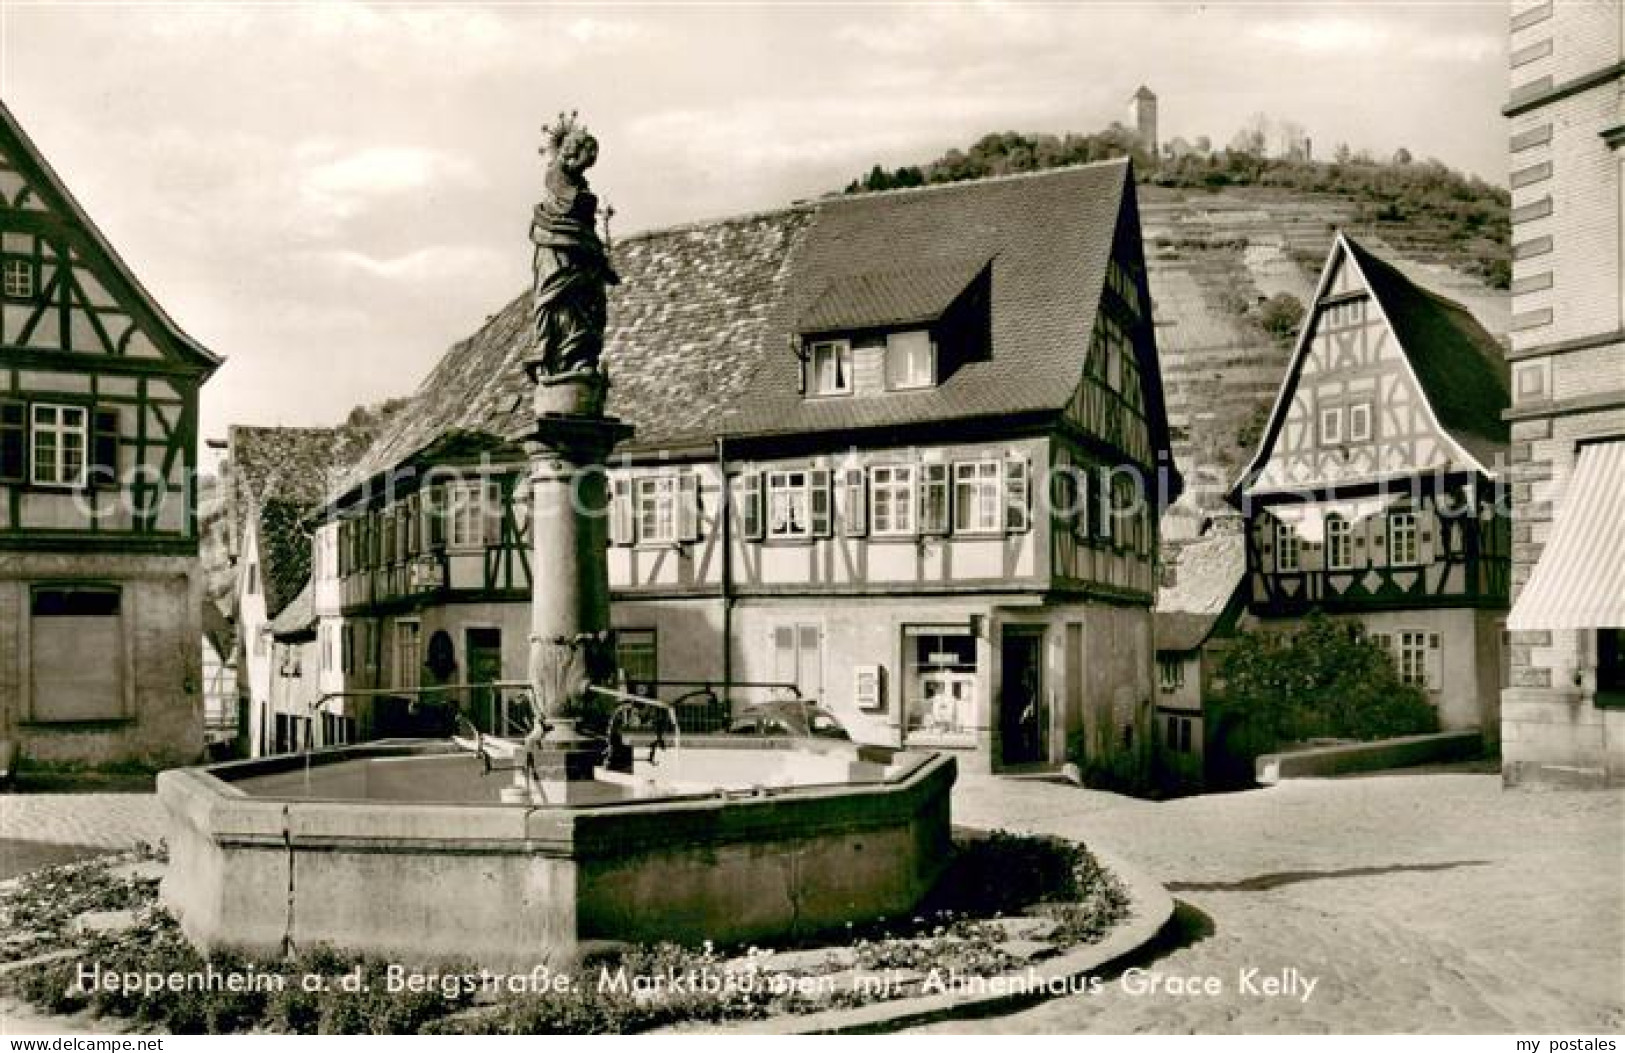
1233;233;1511;733
0;101;220;765
225;425;350;756
318;160;1180;773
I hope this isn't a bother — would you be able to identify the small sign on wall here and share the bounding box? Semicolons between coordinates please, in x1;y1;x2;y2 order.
854;664;885;711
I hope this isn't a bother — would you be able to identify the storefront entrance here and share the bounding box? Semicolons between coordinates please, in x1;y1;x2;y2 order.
999;627;1046;766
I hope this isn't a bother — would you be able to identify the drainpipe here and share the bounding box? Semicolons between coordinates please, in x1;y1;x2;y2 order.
715;436;735;697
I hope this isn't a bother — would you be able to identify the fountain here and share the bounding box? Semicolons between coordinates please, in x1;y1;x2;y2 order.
158;116;955;970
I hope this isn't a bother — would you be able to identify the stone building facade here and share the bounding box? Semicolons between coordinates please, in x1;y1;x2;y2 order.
1500;0;1625;787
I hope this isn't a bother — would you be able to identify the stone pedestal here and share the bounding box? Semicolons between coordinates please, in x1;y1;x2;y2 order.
519;383;633;803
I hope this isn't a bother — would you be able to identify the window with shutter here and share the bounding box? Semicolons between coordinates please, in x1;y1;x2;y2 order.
841;467;867;537
1004;457;1030;532
30;404;87;487
766;470;812;539
741;472;763;540
809;468;832;537
871;465;918;536
0;401;23;483
634;475;677;544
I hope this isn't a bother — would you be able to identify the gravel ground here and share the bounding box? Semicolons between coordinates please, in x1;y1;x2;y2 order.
0;770;1620;1034
0;794;166;881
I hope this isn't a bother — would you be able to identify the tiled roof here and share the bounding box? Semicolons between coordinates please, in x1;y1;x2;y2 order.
797;256;990;335
333;160;1148;499
335;206;816;495
1344;236;1510;469
726;161;1135;438
230;426;349;619
1155;612;1222;654
269;580;316;640
1155;530;1245;653
1156;531;1245;617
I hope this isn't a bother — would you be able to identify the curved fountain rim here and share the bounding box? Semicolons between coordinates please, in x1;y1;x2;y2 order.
181;738;949;813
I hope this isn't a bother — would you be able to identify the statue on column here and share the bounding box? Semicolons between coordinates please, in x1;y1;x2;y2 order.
526;111;619;410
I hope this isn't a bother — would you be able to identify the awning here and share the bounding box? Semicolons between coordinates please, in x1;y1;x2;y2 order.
1508;440;1625;631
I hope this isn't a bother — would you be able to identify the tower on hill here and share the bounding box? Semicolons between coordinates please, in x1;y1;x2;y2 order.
1129;85;1158;157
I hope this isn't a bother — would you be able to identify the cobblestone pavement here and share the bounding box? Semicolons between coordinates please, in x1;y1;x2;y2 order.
1;772;1620;1034
927;770;1625;1034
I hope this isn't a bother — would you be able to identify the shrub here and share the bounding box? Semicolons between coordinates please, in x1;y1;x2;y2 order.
1212;612;1438;759
1254;293;1306;344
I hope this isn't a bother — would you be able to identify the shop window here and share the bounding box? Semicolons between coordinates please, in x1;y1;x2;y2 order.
616;628;658;689
903;626;978;745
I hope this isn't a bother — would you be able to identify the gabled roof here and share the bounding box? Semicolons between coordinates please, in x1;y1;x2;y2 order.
1342;237;1510;468
1236;232;1509;494
0;100;220;374
333;159;1160;502
230;426;349;619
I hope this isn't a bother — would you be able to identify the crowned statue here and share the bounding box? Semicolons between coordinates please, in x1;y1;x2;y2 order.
526;112;619;398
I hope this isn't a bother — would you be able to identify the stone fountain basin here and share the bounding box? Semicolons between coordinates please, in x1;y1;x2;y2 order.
158;741;955;970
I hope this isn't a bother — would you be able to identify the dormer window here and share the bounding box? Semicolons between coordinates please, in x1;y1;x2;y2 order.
797;257;991;400
808;340;852;397
885;330;935;390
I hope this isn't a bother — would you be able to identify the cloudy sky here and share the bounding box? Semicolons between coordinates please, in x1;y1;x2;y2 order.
0;2;1510;451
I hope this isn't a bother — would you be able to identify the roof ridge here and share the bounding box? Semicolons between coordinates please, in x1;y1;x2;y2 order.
1341;233;1482;320
616;201;815;244
831;156;1131;205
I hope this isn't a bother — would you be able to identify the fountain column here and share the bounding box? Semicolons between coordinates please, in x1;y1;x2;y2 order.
514;112;631;804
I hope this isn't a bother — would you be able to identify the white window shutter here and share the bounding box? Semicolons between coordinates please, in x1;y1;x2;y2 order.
1425;633;1443;691
1004;456;1031;532
678;472;702;542
610;477;634;546
842;467;868;537
809;468;833;537
741;472;764;540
